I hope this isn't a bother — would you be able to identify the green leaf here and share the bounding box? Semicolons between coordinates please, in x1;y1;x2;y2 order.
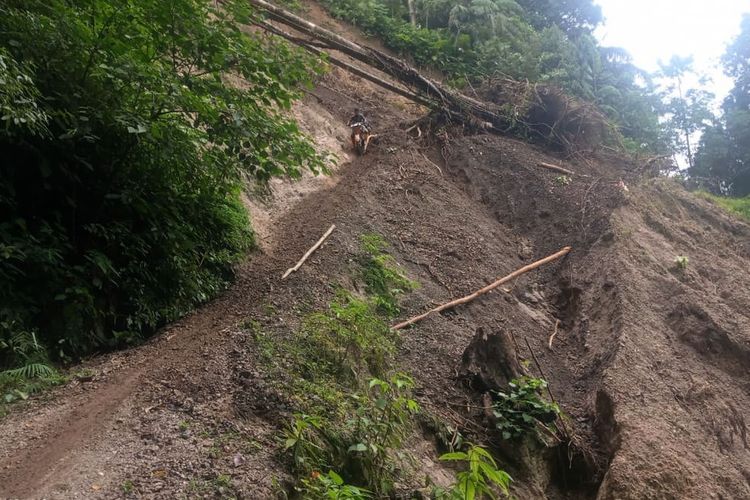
348;443;367;453
439;451;468;461
327;470;344;485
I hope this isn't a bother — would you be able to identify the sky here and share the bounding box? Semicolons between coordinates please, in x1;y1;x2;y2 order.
594;0;750;106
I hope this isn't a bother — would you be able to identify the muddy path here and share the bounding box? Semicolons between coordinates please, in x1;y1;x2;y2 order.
0;166;330;498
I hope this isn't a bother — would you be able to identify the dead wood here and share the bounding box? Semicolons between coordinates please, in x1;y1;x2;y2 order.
460;327;525;392
248;0;515;131
548;319;561;350
391;246;572;330
282;224;335;279
537;162;575;176
256;21;432;107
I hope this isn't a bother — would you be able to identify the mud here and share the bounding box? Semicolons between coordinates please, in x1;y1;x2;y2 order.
1;2;749;499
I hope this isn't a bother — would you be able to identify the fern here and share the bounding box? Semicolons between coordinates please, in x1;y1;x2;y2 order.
1;328;42;359
0;362;56;380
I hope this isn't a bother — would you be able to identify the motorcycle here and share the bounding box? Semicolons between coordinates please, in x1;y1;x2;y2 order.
349;122;371;156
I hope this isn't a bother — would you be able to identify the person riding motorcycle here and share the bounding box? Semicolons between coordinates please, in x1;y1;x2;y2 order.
347;108;370;152
347;108;369;132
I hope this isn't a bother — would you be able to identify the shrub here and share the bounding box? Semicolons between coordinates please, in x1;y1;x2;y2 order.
301;291;399;379
284;375;419;497
437;444;512;499
674;255;689;270
0;0;323;369
492;377;560;441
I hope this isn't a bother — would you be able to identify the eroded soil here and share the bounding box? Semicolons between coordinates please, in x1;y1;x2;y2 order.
1;3;749;499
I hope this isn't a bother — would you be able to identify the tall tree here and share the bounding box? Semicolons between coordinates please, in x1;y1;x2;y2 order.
0;0;323;365
407;0;418;25
515;0;602;33
659;56;714;169
692;14;750;195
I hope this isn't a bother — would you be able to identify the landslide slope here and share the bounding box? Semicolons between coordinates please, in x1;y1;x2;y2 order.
0;2;748;499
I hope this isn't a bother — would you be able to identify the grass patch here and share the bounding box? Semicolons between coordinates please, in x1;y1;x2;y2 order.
697;191;750;221
244;234;424;496
246;233;513;498
359;234;418;318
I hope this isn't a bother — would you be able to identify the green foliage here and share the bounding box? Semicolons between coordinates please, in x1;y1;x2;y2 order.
692;14;750;196
284;413;329;473
0;327;64;408
285;375;420;497
319;0;665;150
301;470;372;499
696;192;750;222
255;241;419;496
301;291;399;380
359;234;417;317
658;56;714;169
341;375;420;494
121;480;135;494
674;255;689;270
0;48;49;137
0;0;323;370
554;175;571;186
492;377;560;441
435;444;512;499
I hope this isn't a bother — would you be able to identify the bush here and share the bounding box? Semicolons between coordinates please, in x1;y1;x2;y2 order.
0;0;323;370
492;377;560;441
301;290;399;380
284;375;419;497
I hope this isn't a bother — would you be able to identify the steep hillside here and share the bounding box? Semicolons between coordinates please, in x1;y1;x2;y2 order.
1;3;748;499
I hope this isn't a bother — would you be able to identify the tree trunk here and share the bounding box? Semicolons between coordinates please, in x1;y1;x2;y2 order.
677;77;694;169
407;0;418;27
247;0;512;132
258;21;432;107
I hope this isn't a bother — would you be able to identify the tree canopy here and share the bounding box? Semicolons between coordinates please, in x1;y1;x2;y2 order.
0;0;323;373
321;0;665;151
691;14;750;196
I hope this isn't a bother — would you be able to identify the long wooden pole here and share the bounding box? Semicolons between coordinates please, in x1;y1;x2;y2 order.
256;21;433;108
282;224;336;279
247;0;511;130
391;246;571;330
537;162;575;176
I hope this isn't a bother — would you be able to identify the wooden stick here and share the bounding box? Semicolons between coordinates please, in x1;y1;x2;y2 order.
391;246;571;330
548;319;561;350
537;162;575;176
282;224;335;279
419;152;443;176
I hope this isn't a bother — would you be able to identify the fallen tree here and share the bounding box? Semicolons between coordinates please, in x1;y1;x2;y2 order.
248;0;509;131
249;0;619;152
256;20;433;108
